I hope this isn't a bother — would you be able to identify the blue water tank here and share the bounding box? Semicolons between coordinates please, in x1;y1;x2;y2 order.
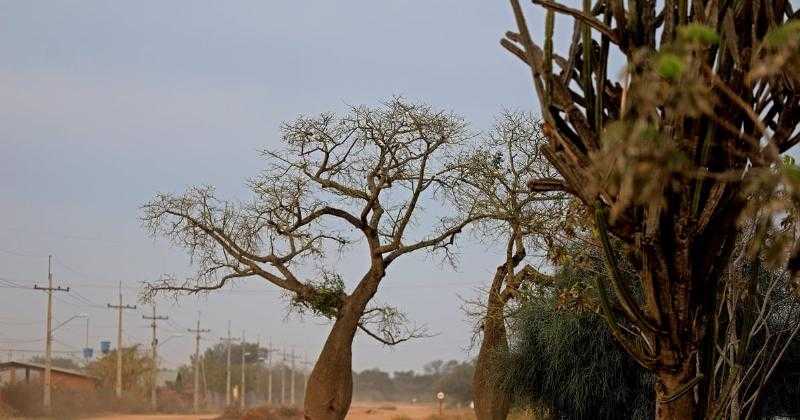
100;341;111;354
83;347;94;359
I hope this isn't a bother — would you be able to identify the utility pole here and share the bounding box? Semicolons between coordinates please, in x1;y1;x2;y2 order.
267;340;274;405
290;348;296;406
84;316;90;362
280;348;286;404
240;330;246;411
107;282;136;399
34;255;69;413
301;353;312;404
255;334;261;404
188;317;210;413
143;303;168;412
201;355;209;406
220;321;239;408
282;348;300;406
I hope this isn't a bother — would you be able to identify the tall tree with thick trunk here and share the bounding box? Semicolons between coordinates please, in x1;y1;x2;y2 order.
455;112;564;420
501;1;800;418
141;99;482;420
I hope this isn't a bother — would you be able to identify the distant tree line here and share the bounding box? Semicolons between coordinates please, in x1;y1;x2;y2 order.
165;344;476;409
170;341;306;405
353;359;474;405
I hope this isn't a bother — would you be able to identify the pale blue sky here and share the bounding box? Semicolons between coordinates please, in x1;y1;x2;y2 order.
0;1;555;371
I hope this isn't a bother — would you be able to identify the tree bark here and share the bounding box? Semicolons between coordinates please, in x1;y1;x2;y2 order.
303;304;361;420
654;359;696;420
304;271;382;420
473;267;512;420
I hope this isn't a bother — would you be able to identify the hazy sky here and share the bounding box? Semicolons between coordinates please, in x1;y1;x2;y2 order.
0;1;556;372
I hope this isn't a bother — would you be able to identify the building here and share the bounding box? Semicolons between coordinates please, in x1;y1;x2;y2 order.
0;361;98;392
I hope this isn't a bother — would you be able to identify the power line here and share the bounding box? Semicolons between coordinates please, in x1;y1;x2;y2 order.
0;276;32;289
0;248;47;259
0;348;81;354
0;320;42;326
70;290;99;305
0;337;44;344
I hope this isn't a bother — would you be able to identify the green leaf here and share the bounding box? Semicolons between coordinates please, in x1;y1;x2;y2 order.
764;20;800;49
656;53;685;80
678;24;720;45
782;160;800;184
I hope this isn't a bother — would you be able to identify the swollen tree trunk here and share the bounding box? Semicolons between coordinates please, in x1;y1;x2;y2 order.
303;305;361;420
304;271;382;420
473;266;511;420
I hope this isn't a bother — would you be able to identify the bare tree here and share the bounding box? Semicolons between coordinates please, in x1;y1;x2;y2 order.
501;1;800;418
704;225;800;420
454;111;565;420
141;98;483;420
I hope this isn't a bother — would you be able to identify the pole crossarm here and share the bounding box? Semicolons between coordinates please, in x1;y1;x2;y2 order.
34;285;70;292
107;304;137;310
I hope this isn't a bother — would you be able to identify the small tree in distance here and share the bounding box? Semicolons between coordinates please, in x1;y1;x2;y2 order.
141;98;483;420
454;111;565;420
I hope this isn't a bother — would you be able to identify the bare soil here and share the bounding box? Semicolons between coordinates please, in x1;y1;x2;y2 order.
78;403;473;420
86;415;219;420
346;402;475;420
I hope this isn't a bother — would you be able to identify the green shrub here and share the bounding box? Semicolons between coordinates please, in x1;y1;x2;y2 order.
494;295;653;420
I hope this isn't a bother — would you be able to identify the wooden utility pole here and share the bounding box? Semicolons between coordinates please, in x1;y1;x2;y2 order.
267;340;274;405
220;321;239;408
201;354;209;406
240;330;246;410
143;303;168;412
34;255;69;413
282;348;300;406
290;348;296;406
107;282;136;399
301;353;312;404
188;317;210;413
84;316;90;362
255;334;261;403
280;347;286;404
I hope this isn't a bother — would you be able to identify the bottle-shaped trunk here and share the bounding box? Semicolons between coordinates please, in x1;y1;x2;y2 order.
473;315;511;420
304;273;381;420
473;268;511;420
303;309;359;420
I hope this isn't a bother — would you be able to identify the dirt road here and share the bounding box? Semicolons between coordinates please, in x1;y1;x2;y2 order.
80;403;471;420
347;403;475;420
86;415;218;420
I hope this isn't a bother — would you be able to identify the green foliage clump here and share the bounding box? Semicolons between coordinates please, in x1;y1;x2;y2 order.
656;53;684;80
493;292;653;420
291;273;345;319
678;23;720;45
764;20;800;49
